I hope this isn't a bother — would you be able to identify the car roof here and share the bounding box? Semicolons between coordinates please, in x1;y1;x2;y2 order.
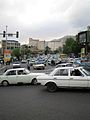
57;63;72;65
55;66;82;70
5;68;26;72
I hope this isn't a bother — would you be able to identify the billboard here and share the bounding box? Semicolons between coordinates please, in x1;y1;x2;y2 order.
78;31;90;44
4;50;11;62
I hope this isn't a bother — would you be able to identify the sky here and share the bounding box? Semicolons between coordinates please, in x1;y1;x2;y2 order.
0;0;90;44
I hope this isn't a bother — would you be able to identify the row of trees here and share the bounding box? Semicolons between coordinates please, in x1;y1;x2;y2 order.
12;38;81;59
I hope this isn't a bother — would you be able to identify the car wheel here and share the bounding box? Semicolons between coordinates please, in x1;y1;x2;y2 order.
31;78;37;85
47;82;57;92
2;80;9;87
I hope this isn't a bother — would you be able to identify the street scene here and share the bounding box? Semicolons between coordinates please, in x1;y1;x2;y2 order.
0;0;90;120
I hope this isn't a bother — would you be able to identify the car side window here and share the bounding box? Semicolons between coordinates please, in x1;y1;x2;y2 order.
54;70;60;76
6;70;16;76
60;69;68;76
54;69;68;76
71;69;82;76
17;70;24;75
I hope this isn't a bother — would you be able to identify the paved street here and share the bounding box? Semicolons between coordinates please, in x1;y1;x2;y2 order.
0;63;55;74
0;63;90;120
0;85;90;120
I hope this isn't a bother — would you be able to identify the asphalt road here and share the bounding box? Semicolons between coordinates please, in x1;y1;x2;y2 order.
0;64;90;120
0;85;90;120
0;63;55;74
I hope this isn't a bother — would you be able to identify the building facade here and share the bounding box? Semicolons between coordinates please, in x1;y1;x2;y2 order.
0;39;20;55
28;36;75;52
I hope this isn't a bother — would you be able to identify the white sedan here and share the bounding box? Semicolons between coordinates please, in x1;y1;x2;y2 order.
13;61;21;68
33;64;45;70
37;67;90;92
0;68;45;86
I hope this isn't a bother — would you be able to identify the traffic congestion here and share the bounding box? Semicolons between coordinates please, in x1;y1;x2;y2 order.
0;54;90;92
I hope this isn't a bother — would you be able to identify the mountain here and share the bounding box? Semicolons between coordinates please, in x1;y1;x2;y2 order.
51;35;76;43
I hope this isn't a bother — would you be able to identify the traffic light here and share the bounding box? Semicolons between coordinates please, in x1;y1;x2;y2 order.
3;31;6;37
16;31;19;38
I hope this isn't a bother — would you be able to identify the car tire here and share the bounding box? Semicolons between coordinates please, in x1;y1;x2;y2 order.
2;80;9;87
31;78;37;85
47;82;57;92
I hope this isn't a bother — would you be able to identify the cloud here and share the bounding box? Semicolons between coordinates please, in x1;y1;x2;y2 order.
0;0;90;44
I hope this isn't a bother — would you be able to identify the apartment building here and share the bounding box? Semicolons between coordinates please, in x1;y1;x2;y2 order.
48;41;63;51
28;36;75;52
29;38;47;50
29;38;39;48
0;39;20;55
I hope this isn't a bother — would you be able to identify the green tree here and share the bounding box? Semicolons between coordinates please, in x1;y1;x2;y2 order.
45;46;51;55
63;38;81;56
12;48;21;60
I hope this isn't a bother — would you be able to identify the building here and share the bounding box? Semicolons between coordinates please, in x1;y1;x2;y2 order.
28;36;76;52
29;38;47;51
29;38;39;48
48;36;76;51
0;39;20;55
48;41;63;51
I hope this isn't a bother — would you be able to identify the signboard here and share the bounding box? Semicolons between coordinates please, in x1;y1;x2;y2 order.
78;31;90;44
4;50;11;62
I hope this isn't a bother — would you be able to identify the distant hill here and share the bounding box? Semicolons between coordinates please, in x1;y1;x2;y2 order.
51;35;76;44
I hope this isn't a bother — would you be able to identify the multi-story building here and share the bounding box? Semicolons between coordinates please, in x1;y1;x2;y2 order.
28;36;75;52
48;41;63;51
0;39;20;55
48;36;76;51
29;38;47;51
29;38;39;48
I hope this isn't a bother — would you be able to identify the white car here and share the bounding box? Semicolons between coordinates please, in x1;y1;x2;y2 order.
13;61;21;68
21;59;27;63
0;68;45;86
55;63;73;68
37;67;90;92
33;64;45;70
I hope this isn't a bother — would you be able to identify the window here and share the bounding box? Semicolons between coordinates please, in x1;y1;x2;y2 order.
6;70;16;75
71;69;82;76
54;69;68;76
17;70;24;75
60;69;68;76
54;70;60;76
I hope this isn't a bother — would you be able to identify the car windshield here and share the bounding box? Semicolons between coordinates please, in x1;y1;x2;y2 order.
81;68;90;76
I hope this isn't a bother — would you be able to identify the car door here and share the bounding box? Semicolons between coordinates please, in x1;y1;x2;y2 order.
5;70;17;84
53;68;70;87
16;70;30;83
69;69;88;87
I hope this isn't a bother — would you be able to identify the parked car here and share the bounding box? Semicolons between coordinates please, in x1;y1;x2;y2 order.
13;61;21;68
37;67;90;92
0;68;45;86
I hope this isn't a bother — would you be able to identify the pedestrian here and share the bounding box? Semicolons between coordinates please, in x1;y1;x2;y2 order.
27;62;30;70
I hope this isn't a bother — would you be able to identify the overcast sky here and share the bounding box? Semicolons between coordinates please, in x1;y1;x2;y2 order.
0;0;90;44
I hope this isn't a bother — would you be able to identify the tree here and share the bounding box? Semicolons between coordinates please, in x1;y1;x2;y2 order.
45;46;51;55
63;38;81;56
12;48;21;60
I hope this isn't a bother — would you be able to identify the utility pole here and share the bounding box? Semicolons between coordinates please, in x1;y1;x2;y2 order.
5;25;8;50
